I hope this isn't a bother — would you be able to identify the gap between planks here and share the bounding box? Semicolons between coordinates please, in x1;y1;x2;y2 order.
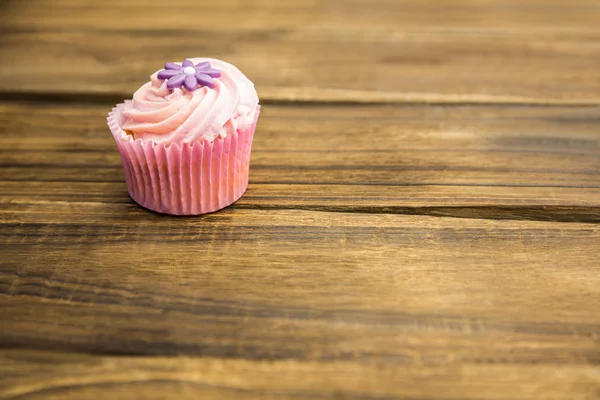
2;89;600;108
2;198;600;224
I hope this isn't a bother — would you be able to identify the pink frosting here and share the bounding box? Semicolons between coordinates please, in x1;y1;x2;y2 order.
121;58;259;144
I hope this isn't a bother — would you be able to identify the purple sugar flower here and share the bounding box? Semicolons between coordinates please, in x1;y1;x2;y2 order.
157;59;222;92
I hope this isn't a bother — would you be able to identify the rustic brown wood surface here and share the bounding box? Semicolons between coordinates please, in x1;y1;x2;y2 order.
1;1;599;399
2;0;600;104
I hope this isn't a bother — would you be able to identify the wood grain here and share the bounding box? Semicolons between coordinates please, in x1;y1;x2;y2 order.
1;209;600;398
1;349;599;400
4;0;600;32
1;1;600;399
1;99;600;398
1;0;600;104
1;101;599;222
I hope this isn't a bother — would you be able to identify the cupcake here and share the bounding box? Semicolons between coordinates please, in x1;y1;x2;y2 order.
107;58;260;215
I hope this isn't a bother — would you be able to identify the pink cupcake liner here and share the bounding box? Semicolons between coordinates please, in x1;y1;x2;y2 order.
108;102;260;215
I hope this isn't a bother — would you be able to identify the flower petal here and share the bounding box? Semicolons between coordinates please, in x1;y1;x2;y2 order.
157;69;181;80
165;62;182;70
166;74;186;89
201;68;221;78
184;75;199;91
182;59;194;67
194;62;211;71
195;73;215;88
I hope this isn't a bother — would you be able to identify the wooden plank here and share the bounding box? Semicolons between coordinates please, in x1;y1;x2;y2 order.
1;1;600;104
1;209;599;349
1;101;599;221
1;349;599;400
4;0;600;32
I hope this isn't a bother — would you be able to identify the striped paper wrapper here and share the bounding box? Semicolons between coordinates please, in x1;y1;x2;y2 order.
107;102;260;215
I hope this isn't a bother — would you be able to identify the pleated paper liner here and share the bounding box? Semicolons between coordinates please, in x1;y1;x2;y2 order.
108;102;260;215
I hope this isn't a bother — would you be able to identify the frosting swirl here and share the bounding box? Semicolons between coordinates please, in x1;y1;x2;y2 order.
122;58;259;144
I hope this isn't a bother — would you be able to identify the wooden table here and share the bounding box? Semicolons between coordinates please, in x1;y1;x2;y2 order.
1;1;599;399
